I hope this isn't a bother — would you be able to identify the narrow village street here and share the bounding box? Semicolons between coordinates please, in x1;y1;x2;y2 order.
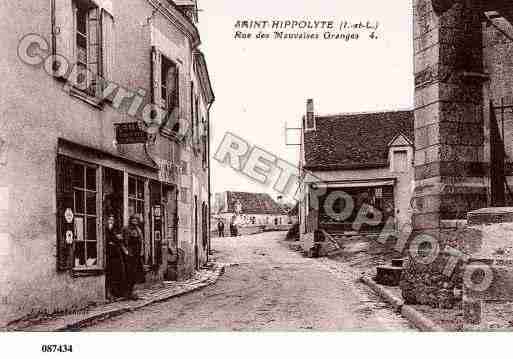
84;232;413;331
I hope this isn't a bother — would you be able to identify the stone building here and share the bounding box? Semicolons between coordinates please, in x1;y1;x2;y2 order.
0;0;214;325
401;0;513;306
213;191;290;233
297;100;415;247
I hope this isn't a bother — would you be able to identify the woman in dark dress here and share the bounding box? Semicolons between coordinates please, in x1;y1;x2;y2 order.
122;215;145;300
105;215;127;299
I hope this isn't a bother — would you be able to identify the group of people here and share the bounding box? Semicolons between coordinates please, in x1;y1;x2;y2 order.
216;219;238;237
105;214;146;301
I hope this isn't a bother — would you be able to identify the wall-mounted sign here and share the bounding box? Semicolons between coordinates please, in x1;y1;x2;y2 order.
65;230;74;244
157;158;178;184
153;205;162;219
64;208;74;223
115;122;148;144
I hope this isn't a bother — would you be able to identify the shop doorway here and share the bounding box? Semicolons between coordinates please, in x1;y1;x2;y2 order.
102;168;124;231
194;195;199;270
102;167;124;297
163;185;179;280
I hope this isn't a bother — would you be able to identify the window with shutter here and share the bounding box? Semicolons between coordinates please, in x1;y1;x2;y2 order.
53;0;74;78
101;9;114;84
54;0;112;100
151;46;162;108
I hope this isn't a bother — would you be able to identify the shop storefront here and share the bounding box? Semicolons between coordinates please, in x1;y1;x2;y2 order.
55;138;179;287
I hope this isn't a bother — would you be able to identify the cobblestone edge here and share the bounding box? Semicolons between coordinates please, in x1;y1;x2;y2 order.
360;275;445;332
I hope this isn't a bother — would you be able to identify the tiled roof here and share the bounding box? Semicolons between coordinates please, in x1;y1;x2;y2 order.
225;191;286;215
304;110;414;171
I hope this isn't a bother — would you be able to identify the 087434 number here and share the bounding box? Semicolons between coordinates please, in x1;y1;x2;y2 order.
41;345;73;353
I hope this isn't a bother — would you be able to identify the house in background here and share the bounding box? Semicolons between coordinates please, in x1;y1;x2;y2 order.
298;100;415;246
213;191;290;234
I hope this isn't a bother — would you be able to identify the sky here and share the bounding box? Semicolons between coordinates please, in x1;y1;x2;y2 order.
196;0;414;201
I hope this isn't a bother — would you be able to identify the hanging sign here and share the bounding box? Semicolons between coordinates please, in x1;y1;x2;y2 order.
64;208;74;224
115;122;148;144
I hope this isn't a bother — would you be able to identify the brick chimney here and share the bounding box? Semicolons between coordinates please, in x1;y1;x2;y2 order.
305;99;315;130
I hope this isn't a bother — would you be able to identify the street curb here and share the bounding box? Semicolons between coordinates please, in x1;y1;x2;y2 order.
400;305;445;332
360;276;403;312
359;275;445;332
7;264;226;332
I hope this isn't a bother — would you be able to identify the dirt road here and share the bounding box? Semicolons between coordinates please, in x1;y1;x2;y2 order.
84;231;413;331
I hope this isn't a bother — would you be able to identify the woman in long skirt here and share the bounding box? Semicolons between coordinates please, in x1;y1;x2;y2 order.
105;215;127;299
122;215;145;300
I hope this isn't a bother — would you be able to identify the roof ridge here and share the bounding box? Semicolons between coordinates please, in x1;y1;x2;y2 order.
316;108;413;118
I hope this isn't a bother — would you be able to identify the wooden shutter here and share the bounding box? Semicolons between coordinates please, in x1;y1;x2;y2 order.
174;65;180;109
52;0;74;78
167;65;177;110
151;46;162;107
56;156;74;271
190;81;194;139
101;9;114;83
87;8;100;96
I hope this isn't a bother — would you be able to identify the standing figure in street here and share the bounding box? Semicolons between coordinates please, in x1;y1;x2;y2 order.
122;215;145;300
105;214;127;300
217;219;225;237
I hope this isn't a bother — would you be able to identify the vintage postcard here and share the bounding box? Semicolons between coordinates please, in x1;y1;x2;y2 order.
1;0;513;357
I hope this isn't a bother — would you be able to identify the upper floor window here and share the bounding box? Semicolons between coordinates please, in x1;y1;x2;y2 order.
74;1;101;97
152;48;180;131
161;56;179;111
52;0;114;102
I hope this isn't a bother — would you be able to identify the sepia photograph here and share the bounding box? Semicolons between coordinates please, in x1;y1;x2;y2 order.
1;0;513;357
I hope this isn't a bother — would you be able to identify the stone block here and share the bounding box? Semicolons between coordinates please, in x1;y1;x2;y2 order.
413;212;440;230
392;258;406;267
468;208;513;226
465;265;513;302
439;122;483;146
414;83;440;108
414;102;440;129
376;266;403;286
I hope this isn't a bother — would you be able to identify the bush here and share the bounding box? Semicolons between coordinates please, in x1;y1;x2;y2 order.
285;223;299;241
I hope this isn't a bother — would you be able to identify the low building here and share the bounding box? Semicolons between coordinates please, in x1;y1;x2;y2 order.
213;191;290;233
0;0;213;326
298;100;415;244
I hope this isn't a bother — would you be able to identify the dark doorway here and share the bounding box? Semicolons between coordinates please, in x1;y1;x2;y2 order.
163;185;179;281
102;167;124;296
194;195;199;271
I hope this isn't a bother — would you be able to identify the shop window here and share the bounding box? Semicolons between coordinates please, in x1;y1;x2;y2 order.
128;176;145;220
71;161;99;269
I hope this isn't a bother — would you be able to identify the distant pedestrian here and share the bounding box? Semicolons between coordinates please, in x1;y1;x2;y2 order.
122;215;145;300
105;214;127;300
217;220;225;237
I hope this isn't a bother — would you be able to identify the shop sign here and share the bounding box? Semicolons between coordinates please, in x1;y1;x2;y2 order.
64;208;74;223
157;158;178;184
115;122;148;144
153;205;162;219
65;230;74;244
